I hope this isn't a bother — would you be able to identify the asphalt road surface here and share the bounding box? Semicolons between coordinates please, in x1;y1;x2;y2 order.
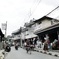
5;47;59;59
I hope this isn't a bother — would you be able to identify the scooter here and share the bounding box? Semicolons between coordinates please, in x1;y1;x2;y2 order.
5;45;11;52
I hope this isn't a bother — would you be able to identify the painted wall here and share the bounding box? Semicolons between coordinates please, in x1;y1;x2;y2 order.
40;19;51;29
33;19;51;32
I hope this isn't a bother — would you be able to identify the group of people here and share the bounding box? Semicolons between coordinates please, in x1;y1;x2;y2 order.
52;39;59;50
23;37;59;53
41;39;59;51
2;37;59;53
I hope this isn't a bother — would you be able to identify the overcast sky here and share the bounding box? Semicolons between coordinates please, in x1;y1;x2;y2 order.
0;0;59;36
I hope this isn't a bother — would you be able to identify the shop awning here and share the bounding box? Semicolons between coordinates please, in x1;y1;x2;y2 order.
25;33;38;39
11;36;20;40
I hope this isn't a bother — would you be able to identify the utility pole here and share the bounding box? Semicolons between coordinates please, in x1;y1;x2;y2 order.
20;27;22;48
5;21;7;37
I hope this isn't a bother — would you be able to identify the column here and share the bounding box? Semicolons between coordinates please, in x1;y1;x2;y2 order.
57;31;59;40
20;33;22;48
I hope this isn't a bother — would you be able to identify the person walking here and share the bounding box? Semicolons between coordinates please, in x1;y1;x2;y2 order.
37;40;42;48
43;40;48;51
15;41;19;50
24;39;32;54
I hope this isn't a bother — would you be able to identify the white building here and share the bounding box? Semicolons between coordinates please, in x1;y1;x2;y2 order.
32;16;59;42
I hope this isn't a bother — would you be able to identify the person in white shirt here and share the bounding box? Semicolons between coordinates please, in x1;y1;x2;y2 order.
37;40;42;48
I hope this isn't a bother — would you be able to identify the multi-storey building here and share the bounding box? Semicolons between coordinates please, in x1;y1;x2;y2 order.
12;15;59;44
32;16;59;42
24;20;38;39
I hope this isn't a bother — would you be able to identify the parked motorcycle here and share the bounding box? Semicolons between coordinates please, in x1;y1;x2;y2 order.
5;45;11;52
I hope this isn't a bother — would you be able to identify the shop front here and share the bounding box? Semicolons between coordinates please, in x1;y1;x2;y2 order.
34;23;59;43
34;23;59;50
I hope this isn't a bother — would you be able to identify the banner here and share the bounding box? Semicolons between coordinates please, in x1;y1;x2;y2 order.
1;23;7;30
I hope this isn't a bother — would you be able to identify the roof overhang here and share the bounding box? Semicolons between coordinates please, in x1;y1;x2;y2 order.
11;36;20;40
25;33;38;39
34;23;59;35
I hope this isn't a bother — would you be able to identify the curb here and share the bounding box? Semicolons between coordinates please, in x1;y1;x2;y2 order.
47;52;52;55
34;49;59;57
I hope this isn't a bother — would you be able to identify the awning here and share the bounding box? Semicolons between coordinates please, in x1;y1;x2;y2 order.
11;36;20;40
25;33;38;39
34;23;59;35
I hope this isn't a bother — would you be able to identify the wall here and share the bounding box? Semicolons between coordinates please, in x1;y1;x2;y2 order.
40;19;51;29
33;19;51;32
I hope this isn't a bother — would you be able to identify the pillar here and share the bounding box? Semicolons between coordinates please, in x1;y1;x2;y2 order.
57;31;59;40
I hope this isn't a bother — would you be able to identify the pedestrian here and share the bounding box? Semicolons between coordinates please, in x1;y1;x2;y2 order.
37;40;42;48
25;39;32;54
15;41;19;50
43;40;48;51
24;41;27;49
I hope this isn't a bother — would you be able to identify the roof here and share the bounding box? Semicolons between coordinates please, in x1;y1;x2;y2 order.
24;20;34;27
33;16;53;23
12;29;21;35
25;33;38;39
12;27;28;35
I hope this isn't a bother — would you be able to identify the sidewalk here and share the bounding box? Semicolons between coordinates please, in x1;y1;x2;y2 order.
0;50;5;59
34;47;59;57
0;49;8;59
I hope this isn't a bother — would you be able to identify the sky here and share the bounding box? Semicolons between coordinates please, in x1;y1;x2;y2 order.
0;0;59;36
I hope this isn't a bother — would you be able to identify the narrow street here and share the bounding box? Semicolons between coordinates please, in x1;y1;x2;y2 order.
5;47;59;59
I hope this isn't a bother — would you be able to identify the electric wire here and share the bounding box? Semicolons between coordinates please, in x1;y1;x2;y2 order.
24;0;42;22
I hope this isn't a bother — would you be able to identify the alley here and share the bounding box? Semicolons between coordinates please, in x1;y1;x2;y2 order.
5;47;59;59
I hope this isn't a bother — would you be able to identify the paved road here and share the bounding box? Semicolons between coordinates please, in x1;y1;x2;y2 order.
5;47;59;59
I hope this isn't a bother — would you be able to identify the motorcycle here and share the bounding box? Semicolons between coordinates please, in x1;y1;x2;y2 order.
5;45;11;52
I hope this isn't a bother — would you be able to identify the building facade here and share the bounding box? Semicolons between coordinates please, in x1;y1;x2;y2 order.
0;29;4;50
33;16;59;42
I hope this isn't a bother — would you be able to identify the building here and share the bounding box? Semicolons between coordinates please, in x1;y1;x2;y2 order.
0;28;4;42
24;20;38;39
33;16;59;42
0;28;4;50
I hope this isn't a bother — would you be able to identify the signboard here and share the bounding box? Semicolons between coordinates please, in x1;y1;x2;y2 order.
1;23;7;30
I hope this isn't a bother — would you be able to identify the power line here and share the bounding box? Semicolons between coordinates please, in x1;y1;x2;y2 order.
24;0;36;21
46;6;59;16
29;0;41;19
24;0;42;21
